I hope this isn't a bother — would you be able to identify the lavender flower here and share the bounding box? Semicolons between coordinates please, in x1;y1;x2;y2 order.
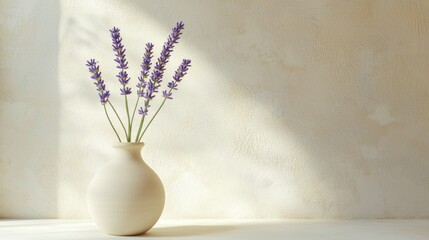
143;80;156;100
137;57;191;141
173;59;191;82
85;22;192;142
137;101;150;115
162;90;173;99
143;21;185;104
137;43;154;97
86;59;110;104
110;27;131;95
121;87;132;95
116;71;130;85
167;81;178;90
99;91;111;103
163;59;192;100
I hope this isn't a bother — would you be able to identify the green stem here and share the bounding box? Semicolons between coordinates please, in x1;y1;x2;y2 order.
125;95;131;142
130;96;140;133
104;105;121;142
138;97;167;142
108;100;128;139
135;104;147;142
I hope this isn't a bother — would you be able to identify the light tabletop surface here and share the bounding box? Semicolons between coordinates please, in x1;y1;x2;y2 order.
0;219;428;240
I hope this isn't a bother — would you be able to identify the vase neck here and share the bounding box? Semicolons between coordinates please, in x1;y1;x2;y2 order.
112;143;145;161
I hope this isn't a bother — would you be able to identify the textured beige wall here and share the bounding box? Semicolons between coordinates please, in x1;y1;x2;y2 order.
1;0;429;218
0;0;59;218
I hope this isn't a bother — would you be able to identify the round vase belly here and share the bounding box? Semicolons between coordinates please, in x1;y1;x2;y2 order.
87;143;165;236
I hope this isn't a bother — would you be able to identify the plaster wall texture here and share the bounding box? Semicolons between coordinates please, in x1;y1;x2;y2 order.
1;0;429;218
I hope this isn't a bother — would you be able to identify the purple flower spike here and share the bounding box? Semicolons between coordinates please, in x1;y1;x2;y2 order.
116;71;130;85
167;81;178;90
98;91;110;104
143;21;185;111
162;90;173;99
138;101;150;115
137;43;154;97
141;81;152;99
86;59;110;104
120;87;132;95
164;59;191;100
110;26;132;95
173;59;191;83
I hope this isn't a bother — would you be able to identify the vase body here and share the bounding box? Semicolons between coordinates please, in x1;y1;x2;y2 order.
87;143;165;236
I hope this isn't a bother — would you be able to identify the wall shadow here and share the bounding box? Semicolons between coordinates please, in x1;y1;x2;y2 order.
120;1;429;218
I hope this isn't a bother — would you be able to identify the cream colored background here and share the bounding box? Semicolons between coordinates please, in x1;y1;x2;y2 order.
1;0;429;219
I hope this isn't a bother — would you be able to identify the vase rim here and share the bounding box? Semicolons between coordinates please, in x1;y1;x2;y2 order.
112;142;145;148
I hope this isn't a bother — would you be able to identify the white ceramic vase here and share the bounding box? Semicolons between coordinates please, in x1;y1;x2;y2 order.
87;142;165;236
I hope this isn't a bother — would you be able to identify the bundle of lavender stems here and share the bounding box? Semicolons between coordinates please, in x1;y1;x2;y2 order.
86;21;191;142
